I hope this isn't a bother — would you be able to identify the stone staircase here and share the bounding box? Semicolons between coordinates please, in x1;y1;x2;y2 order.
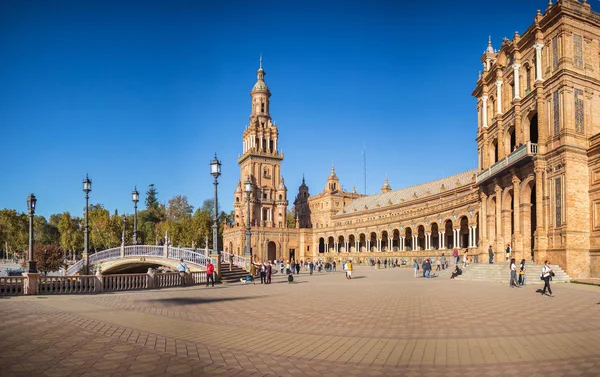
220;265;249;284
454;262;570;284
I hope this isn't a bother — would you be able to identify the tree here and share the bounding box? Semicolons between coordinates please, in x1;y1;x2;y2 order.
0;209;28;259
145;184;159;210
286;211;296;229
34;215;60;245
166;195;194;220
34;244;65;276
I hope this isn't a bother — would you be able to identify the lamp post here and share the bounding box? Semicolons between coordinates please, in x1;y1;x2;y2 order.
210;154;221;256
122;214;127;246
83;175;91;275
26;193;37;273
244;178;252;259
132;187;139;245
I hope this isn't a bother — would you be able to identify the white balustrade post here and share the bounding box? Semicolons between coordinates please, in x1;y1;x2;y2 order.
496;81;503;114
512;64;521;100
534;43;544;81
481;96;488;128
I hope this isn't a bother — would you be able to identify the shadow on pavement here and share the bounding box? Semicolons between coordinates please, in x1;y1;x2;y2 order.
147;296;264;305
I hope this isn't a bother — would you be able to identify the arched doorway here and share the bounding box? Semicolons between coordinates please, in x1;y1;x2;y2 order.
445;220;453;248
431;223;439;249
267;241;276;262
381;231;389;252
405;228;413;250
359;233;366;252
349;234;356;252
529;113;538;143
417;225;425;250
328;237;335;253
370;232;377;252
318;238;325;253
459;217;469;248
392;229;400;251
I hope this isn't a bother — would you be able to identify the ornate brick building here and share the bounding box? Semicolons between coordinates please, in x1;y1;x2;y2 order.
223;0;600;278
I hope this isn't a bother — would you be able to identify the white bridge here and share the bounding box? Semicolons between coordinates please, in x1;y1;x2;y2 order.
67;245;249;275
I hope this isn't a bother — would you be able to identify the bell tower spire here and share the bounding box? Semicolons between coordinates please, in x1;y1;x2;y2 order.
236;58;286;230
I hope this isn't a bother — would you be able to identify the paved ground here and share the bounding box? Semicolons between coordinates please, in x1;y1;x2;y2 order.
1;266;600;377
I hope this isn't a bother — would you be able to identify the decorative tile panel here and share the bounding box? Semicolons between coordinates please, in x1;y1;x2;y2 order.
575;88;584;134
553;90;560;136
552;36;559;71
555;177;562;227
574;34;583;69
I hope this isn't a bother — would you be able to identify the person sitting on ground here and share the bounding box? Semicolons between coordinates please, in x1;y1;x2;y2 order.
450;265;462;280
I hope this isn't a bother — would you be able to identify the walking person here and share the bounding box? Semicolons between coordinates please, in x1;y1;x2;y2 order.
206;260;215;287
518;259;526;286
463;250;469;268
441;253;446;270
452;248;459;265
488;245;494;264
266;261;272;284
435;258;441;272
177;258;188;287
295;261;301;275
509;258;519;288
413;259;419;278
346;260;353;279
260;263;267;284
332;261;337;272
506;244;512;262
228;253;234;271
309;261;314;275
541;261;555;297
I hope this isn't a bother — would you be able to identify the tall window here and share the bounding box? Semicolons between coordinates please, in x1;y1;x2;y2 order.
261;103;265;114
553;90;560;136
555;177;562;227
526;66;531;92
575;88;584;134
552;36;559;71
573;34;583;69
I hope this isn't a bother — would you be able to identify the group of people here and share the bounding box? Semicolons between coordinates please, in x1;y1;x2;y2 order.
177;258;215;287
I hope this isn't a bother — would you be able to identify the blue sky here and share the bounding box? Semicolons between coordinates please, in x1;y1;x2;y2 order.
0;0;551;218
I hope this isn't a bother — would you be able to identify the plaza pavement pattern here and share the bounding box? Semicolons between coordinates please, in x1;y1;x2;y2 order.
1;266;600;377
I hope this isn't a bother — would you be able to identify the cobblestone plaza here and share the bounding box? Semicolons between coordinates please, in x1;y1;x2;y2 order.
1;268;599;376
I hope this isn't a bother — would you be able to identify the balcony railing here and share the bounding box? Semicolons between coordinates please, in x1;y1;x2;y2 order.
477;142;537;184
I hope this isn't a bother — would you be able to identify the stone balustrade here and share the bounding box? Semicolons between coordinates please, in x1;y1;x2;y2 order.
0;269;208;296
0;276;24;296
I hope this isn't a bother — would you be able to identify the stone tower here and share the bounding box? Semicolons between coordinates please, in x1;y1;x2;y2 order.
233;57;288;229
294;175;311;228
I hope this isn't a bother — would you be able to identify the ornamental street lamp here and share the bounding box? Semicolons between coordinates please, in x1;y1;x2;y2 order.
83;175;92;275
26;193;37;273
244;178;252;259
132;187;139;245
210;153;221;256
122;214;127;246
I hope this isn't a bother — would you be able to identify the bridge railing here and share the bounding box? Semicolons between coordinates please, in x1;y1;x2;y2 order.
221;251;249;269
167;246;211;267
124;245;163;258
66;245;215;275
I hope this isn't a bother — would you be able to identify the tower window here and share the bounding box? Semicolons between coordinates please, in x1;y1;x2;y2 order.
261;103;265;114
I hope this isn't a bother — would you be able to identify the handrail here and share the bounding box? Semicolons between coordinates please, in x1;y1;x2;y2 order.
67;245;209;275
221;251;249;269
476;142;537;183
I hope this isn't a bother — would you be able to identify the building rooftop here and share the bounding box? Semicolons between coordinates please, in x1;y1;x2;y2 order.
338;169;477;215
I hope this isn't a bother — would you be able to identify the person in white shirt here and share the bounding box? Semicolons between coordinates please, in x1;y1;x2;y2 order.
509;258;519;288
541;261;554;297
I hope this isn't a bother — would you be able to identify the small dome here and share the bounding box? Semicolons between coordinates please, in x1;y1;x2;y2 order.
252;80;268;91
381;178;392;193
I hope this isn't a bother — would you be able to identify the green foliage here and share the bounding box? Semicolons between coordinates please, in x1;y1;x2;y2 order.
0;209;28;256
0;183;255;256
145;184;159;210
286;211;296;229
